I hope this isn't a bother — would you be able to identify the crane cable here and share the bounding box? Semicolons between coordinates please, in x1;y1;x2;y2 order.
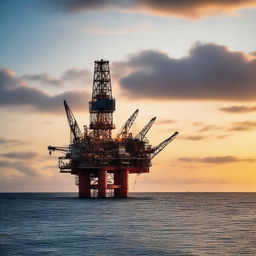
133;173;140;190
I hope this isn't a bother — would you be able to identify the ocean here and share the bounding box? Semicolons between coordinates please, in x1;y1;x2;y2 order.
0;193;255;256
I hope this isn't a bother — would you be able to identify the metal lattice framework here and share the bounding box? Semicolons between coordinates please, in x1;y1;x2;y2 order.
64;100;82;143
117;109;139;139
89;60;115;139
92;60;112;99
149;131;179;160
135;117;156;141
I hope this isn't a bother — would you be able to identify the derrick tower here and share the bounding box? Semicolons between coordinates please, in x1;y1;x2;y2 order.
90;60;115;139
48;60;178;198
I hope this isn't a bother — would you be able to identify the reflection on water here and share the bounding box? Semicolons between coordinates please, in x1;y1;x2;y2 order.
0;193;255;255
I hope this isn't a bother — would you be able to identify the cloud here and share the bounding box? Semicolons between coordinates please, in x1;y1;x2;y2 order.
178;156;254;164
46;0;256;19
197;124;223;132
0;160;39;176
1;151;38;160
220;105;256;113
0;69;25;89
140;176;229;185
114;43;256;101
193;120;256;133
0;137;28;146
229;120;256;131
179;135;205;141
0;68;89;113
180;134;230;141
22;68;90;86
22;73;62;86
216;135;230;139
157;119;176;125
61;68;90;82
47;0;122;13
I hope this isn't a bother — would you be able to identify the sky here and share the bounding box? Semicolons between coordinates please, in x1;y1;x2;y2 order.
0;0;256;192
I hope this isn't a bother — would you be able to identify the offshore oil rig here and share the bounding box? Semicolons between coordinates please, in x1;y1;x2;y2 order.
48;60;178;198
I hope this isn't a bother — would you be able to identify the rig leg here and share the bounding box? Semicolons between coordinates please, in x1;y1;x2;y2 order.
120;169;129;198
78;172;91;198
114;169;128;198
114;171;120;197
98;169;107;198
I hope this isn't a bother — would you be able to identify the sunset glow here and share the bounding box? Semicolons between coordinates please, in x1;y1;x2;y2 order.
1;0;256;192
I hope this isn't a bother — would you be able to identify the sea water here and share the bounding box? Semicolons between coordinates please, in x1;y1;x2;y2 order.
0;193;255;255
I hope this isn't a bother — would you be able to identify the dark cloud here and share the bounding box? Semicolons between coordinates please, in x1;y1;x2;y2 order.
22;68;90;86
0;160;39;176
180;135;205;141
193;119;256;133
220;105;256;113
1;151;38;160
178;156;254;164
47;0;125;13
0;137;27;146
0;69;89;113
0;69;25;89
61;68;90;82
22;73;62;86
197;124;223;132
216;135;230;139
229;121;256;131
46;0;256;18
180;134;230;141
115;43;256;101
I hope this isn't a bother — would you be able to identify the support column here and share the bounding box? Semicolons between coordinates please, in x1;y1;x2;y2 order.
78;171;91;198
114;171;121;197
120;169;129;198
114;169;128;198
98;168;107;198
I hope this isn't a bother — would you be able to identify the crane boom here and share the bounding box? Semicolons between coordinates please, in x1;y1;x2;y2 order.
117;109;139;138
149;131;178;160
135;117;156;141
64;100;83;143
48;146;69;155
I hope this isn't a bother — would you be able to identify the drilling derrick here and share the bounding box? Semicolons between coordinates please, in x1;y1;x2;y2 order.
48;59;178;198
90;60;115;139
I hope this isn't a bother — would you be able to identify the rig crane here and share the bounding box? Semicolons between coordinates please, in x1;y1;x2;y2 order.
135;117;156;141
48;146;69;155
117;109;139;139
64;100;82;143
149;131;179;160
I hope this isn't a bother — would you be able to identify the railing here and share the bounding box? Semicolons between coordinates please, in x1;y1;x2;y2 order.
58;158;71;169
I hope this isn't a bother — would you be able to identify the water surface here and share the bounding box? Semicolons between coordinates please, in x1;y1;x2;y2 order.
0;193;255;255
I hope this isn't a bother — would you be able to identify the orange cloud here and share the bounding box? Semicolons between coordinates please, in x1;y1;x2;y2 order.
47;0;256;19
178;156;255;164
229;120;256;131
134;0;256;19
220;105;256;113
